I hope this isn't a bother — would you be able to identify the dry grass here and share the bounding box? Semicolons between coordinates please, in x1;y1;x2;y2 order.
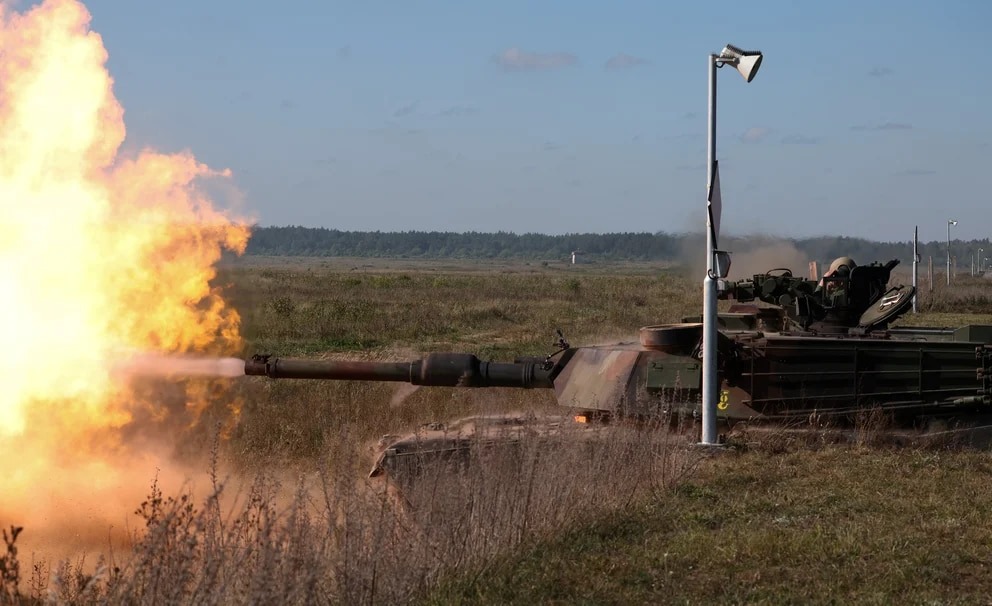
5;257;992;604
221;262;693;359
897;273;992;324
424;418;992;605
3;421;696;604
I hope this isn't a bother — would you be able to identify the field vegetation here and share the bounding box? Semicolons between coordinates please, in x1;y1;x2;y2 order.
4;257;992;604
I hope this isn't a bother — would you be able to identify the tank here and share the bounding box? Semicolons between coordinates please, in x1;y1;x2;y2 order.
245;258;991;426
243;258;992;483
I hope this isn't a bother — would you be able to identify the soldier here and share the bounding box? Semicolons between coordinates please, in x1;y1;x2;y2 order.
821;256;857;283
817;256;857;300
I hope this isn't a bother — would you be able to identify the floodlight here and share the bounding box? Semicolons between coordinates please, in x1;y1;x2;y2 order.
713;250;732;278
719;44;763;82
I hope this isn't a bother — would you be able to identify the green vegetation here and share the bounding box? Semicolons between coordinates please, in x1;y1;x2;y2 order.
244;226;992;271
245;228;682;260
4;257;992;604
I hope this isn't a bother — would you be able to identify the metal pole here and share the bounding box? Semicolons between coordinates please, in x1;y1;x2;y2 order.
947;221;951;286
928;256;933;292
912;226;918;313
701;54;719;445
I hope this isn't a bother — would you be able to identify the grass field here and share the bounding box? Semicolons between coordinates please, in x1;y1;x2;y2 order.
5;256;992;604
426;446;992;605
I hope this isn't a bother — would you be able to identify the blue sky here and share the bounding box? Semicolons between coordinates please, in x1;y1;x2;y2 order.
74;0;992;241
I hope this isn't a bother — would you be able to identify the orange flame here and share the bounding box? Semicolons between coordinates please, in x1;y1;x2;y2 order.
0;0;250;556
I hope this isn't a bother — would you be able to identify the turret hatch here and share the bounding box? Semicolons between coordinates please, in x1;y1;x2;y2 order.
857;284;915;331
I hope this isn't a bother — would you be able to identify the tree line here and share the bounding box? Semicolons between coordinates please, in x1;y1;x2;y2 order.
244;226;992;271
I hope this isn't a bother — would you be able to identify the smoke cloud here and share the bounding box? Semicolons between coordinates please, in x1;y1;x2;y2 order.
727;241;810;280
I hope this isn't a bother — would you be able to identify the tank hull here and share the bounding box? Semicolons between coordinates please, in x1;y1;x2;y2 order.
550;323;992;428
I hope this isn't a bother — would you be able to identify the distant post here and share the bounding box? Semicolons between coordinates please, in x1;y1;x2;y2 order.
947;219;956;285
912;226;919;313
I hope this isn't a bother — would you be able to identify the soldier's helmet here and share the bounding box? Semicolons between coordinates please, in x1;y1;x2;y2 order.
825;256;857;277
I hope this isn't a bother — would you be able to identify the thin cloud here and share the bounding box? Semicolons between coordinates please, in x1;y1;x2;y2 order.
493;47;578;71
781;134;821;145
393;101;419;118
851;122;912;131
337;45;351;60
370;125;421;140
868;66;892;77
739;126;771;143
876;122;912;130
438;105;479;117
605;53;649;70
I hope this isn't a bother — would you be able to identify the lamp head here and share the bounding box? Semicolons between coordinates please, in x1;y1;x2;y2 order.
719;44;763;82
712;250;732;279
949;219;958;226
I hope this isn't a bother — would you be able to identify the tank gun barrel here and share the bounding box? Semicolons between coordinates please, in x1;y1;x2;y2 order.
244;353;554;388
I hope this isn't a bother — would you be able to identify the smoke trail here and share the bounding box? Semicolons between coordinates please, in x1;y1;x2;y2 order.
115;353;245;379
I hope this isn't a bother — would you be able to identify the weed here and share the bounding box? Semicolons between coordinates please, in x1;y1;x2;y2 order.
1;526;22;603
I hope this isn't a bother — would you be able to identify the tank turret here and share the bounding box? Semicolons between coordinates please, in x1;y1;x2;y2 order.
717;259;912;333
